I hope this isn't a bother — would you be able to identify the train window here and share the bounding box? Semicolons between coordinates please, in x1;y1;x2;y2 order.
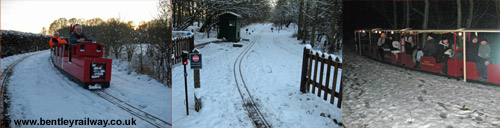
80;45;85;52
97;46;101;52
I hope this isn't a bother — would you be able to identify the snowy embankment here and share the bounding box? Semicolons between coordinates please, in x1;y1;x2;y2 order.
342;50;500;127
173;23;342;128
1;50;171;127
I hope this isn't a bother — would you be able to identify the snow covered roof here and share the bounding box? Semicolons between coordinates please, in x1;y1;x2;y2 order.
219;11;242;18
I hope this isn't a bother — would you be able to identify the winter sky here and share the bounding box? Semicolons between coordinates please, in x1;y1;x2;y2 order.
1;0;160;34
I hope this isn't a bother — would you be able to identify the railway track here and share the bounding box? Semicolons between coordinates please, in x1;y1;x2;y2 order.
233;30;271;128
92;90;171;128
1;53;40;127
272;36;300;56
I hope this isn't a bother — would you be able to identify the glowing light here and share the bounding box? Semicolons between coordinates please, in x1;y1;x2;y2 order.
391;31;394;34
458;32;462;36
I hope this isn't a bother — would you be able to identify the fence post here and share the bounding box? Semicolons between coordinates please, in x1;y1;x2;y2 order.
338;77;343;108
193;49;201;88
300;47;309;93
331;57;339;104
312;52;319;93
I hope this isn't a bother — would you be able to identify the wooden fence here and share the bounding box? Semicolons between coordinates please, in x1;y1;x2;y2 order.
300;46;343;108
173;37;195;64
168;36;194;86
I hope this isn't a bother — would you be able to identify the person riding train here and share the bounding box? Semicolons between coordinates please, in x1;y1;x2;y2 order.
69;24;92;44
377;33;393;61
49;32;67;48
466;35;491;80
437;36;452;73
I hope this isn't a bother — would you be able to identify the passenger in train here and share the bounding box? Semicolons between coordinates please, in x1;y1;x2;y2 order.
69;24;91;44
478;40;491;59
403;34;416;54
478;40;491;80
437;37;451;73
391;35;401;51
466;36;480;62
49;32;61;48
422;34;439;59
466;36;490;80
377;33;392;61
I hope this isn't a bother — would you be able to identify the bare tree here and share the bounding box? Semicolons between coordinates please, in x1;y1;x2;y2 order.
457;0;462;28
310;0;319;47
298;0;304;40
393;0;397;29
422;0;429;46
466;0;474;28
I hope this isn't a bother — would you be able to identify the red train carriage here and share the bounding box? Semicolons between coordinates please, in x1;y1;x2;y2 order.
355;29;500;85
52;42;112;89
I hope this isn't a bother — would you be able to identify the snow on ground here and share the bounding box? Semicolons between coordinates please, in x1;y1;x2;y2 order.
1;50;47;72
172;23;342;128
342;47;500;127
2;50;171;127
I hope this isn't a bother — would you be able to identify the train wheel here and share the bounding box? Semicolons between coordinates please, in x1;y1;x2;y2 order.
102;83;110;88
83;83;89;90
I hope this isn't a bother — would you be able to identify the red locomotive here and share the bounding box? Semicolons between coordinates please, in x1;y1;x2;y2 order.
52;42;112;89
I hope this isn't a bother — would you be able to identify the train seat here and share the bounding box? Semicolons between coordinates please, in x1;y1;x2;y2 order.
488;64;500;84
402;53;416;68
390;51;401;65
465;62;482;80
420;56;444;73
447;59;464;77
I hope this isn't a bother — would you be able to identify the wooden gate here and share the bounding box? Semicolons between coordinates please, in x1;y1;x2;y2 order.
299;46;343;108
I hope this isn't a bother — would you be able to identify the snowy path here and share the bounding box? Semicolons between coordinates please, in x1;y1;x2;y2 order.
342;49;500;127
173;23;342;128
2;50;171;127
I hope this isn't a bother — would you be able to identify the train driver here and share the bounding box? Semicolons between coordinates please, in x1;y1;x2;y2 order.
69;24;91;44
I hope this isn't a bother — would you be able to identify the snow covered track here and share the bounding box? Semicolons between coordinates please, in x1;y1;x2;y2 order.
1;53;39;126
272;36;300;57
233;30;271;128
92;90;171;127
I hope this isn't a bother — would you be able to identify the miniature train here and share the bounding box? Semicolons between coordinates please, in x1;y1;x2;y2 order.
51;41;112;89
354;28;500;85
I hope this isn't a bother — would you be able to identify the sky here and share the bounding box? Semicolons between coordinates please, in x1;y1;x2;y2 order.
1;0;161;34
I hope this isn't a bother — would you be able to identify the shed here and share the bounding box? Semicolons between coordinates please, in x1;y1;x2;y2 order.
217;11;242;42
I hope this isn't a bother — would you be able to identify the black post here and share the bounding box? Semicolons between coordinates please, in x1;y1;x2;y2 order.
182;51;190;116
184;62;189;115
300;47;309;93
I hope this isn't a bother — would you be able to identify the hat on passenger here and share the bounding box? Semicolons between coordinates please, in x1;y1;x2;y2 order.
71;24;81;33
